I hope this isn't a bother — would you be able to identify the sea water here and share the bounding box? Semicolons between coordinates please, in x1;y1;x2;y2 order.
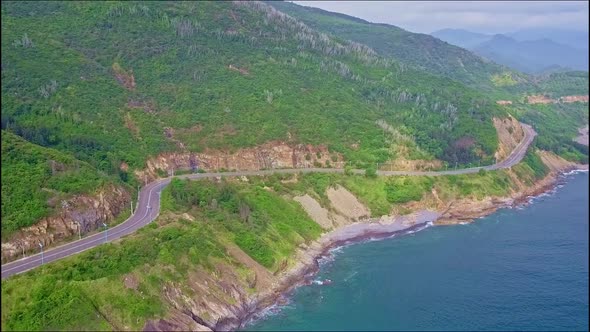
248;172;589;331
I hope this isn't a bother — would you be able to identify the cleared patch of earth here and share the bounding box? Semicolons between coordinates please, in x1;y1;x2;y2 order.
293;194;348;229
326;185;370;220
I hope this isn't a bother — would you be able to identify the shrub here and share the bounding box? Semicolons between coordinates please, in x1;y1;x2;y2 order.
365;165;377;178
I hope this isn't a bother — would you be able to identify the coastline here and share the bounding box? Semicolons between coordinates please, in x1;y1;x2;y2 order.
233;163;589;331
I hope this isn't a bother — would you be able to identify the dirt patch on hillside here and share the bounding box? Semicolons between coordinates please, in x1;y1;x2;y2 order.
560;95;589;103
527;94;589;104
123;274;139;290
326;185;370;221
527;94;554;104
228;64;249;75
293;194;348;229
112;62;136;90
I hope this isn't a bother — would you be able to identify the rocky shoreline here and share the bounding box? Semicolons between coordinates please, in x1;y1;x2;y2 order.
230;164;588;331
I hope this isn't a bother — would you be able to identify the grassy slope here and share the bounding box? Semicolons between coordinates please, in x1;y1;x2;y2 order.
1;130;123;238
0;153;549;330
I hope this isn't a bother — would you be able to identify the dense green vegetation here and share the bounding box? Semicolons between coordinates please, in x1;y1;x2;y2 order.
1;217;224;330
165;178;323;268
3;0;586;237
535;71;589;98
511;102;589;163
1;0;505;175
1;130;123;238
384;177;434;203
1;176;324;330
267;1;518;93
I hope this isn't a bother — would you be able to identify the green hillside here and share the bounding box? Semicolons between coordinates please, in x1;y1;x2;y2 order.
1;0;505;178
1;130;122;238
268;1;589;100
1;2;588;330
266;1;525;93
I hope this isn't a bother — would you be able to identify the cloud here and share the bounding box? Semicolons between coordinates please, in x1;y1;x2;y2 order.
291;1;589;34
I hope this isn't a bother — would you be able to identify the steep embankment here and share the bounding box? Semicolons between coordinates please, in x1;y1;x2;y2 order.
135;142;344;183
1;131;131;264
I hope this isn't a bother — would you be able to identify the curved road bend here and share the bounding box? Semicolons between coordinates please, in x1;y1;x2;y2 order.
1;123;536;279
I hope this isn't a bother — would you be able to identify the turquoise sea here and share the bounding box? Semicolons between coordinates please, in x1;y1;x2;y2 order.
248;171;589;331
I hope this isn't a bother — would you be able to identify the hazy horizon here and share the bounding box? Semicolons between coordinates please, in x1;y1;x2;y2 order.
291;1;589;35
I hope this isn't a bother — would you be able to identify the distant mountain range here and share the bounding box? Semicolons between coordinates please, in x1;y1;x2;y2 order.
431;28;589;74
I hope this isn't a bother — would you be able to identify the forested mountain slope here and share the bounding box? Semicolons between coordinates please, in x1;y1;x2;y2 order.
0;1;588;331
1;130;125;238
268;1;590;100
266;1;528;94
2;1;505;176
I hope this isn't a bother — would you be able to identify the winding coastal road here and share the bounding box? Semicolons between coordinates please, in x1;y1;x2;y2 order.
1;123;536;279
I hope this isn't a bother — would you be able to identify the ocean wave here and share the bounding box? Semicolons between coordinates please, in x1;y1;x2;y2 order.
245;298;293;326
563;169;588;176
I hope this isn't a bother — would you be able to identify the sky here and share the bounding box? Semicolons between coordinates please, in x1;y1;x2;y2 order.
291;1;589;34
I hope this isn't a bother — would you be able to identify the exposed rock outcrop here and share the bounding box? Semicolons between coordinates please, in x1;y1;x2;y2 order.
1;185;130;263
493;116;524;161
436;150;584;225
135;142;344;183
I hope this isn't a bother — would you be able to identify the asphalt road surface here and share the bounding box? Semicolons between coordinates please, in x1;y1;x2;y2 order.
1;123;536;279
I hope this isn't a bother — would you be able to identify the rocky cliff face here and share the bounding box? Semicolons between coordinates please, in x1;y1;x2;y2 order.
1;185;130;263
493;116;525;161
135;141;344;182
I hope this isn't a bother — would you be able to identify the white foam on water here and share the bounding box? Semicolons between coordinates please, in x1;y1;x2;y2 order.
245;297;294;327
563;169;588;176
